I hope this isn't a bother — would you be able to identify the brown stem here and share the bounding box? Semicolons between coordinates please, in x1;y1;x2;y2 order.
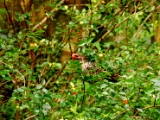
133;105;160;118
24;114;38;120
44;61;68;88
133;88;141;114
44;47;79;88
4;0;15;34
81;79;85;111
133;4;160;39
153;91;157;106
61;71;74;94
32;0;65;31
97;2;131;43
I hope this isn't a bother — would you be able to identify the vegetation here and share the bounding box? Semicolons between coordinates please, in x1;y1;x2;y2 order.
0;0;160;119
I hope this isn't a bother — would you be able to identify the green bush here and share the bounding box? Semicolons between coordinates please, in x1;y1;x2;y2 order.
0;0;160;119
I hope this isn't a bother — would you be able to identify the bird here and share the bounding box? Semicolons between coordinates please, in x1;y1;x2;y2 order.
72;53;94;72
72;53;119;82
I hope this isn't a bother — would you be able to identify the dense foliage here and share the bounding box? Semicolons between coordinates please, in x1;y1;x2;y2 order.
0;0;160;119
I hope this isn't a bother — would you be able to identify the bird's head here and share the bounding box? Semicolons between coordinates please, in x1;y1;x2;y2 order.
72;53;82;60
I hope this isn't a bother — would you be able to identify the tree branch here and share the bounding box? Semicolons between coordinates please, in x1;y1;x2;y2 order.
32;0;65;31
4;0;16;34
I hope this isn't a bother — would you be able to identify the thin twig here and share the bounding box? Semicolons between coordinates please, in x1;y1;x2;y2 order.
61;71;75;94
44;62;68;88
24;114;38;120
4;0;15;34
81;79;85;111
115;111;126;119
0;81;10;87
153;91;157;106
67;28;74;55
44;76;54;88
0;61;26;89
44;47;79;88
97;24;117;42
32;0;65;31
97;2;131;43
133;105;160;117
63;4;87;7
133;5;160;39
133;13;152;39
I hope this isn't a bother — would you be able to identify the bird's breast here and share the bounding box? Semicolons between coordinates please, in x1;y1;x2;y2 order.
81;62;93;72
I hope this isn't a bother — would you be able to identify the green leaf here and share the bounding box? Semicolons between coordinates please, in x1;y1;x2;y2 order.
93;42;101;50
103;42;114;48
43;103;51;110
17;87;25;93
100;84;107;89
152;78;160;87
0;69;10;75
42;88;48;94
70;103;78;115
79;37;93;46
36;84;43;89
5;76;12;81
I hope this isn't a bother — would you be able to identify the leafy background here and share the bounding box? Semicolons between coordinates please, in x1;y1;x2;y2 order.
0;0;160;119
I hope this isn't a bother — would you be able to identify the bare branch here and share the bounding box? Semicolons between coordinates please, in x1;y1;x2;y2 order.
24;114;38;120
32;0;65;31
4;0;16;34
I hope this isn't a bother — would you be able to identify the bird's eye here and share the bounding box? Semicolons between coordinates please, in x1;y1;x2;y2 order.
72;54;80;59
75;55;79;57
